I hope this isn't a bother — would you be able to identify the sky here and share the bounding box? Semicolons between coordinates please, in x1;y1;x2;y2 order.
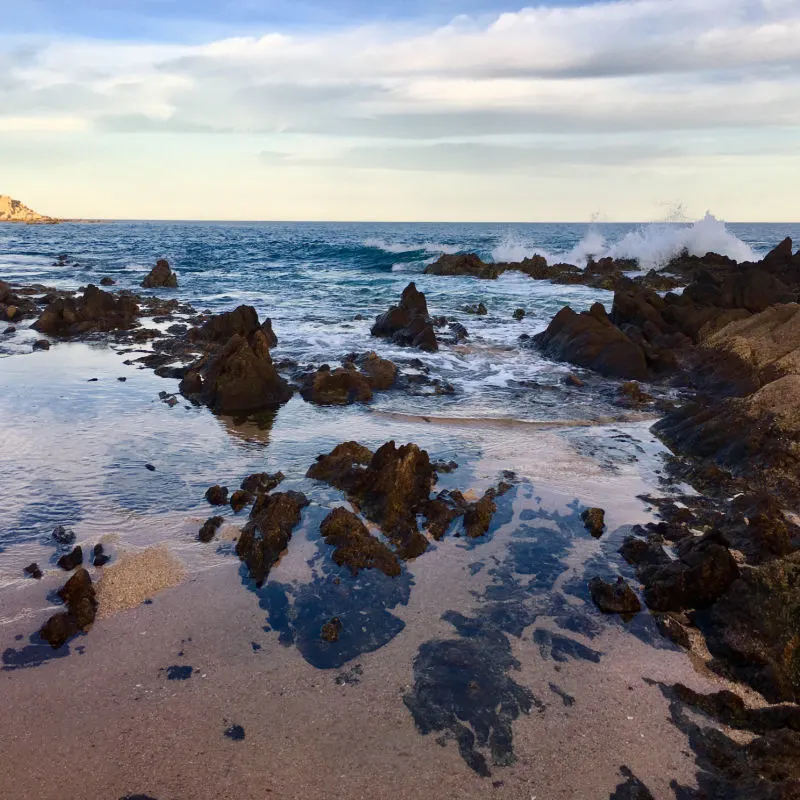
1;0;798;222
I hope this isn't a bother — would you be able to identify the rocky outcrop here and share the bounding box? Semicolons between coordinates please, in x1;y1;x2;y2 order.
0;195;58;224
532;304;649;380
371;283;438;352
319;507;401;577
236;491;308;586
141;259;178;289
39;568;97;648
33;285;139;337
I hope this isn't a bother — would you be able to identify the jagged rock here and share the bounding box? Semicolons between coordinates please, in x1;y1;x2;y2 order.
320;507;401;577
581;507;605;537
371;283;438;352
39;568;97;648
141;259;178;289
205;485;229;505
33;285;139;337
588;576;641;615
198;516;224;543
235;491;307;586
240;471;284;494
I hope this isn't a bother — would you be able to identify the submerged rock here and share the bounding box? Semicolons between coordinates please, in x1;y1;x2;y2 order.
320;507;401;577
141;259;178;289
371;282;438;352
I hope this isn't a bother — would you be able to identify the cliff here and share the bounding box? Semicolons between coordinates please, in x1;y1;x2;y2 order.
0;195;59;224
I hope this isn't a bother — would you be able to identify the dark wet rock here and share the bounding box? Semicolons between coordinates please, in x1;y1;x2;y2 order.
52;525;76;546
236;491;307;586
422;492;466;540
40;568;97;648
57;546;83;571
198;516;224;543
33;285;139;337
32;339;50;351
532;304;649;380
463;301;487;315
23;563;42;580
300;365;373;405
199;331;292;414
371;282;438;352
230;489;254;513
224;724;245;741
639;530;739;612
609;766;655;799
141;259;178;289
463;490;497;539
404;619;536;776
581;507;606;537
320;507;401;577
92;543;110;567
425;252;502;279
352;351;397;390
99;276;115;286
699;552;800;703
512;308;525;321
205;485;228;505
240;471;284;494
321;617;343;642
165;665;193;680
306;441;374;492
588;576;641;615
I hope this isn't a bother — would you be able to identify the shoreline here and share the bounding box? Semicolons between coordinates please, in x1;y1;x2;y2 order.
1;237;799;798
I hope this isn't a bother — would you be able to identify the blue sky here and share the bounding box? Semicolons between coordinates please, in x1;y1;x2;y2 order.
1;0;798;221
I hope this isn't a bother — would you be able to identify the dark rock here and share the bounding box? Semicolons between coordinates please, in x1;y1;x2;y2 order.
639;531;739;612
371;282;438;352
300;365;373;405
240;471;284;494
52;525;76;546
198;516;224;543
463;490;497;539
321;617;343;642
532;304;649;380
200;331;292;414
141;259;178;289
588;577;641;615
205;485;229;505
320;507;401;577
40;567;97;648
23;563;42;580
306;441;374;492
32;339;50;351
57;546;83;571
230;489;254;513
236;491;307;586
93;543;110;567
701;552;800;702
581;507;605;537
33;285;139;337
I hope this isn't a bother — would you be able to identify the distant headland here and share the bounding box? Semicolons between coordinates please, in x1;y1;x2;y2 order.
0;195;60;224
